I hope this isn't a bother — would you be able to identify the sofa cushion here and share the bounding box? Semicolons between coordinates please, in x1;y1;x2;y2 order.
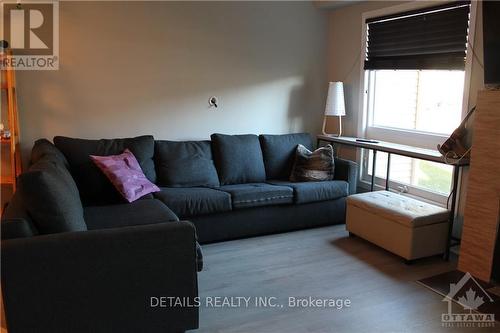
154;187;231;218
30;139;69;167
259;133;313;180
53;135;156;206
211;134;266;185
84;199;178;230
267;180;349;204
155;140;219;187
218;183;293;209
17;159;87;234
90;149;160;203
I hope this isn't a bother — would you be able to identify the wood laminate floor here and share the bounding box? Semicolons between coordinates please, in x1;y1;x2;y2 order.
196;225;498;333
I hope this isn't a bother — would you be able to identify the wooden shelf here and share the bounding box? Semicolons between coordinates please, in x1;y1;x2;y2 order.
0;175;15;185
1;48;21;192
1;83;15;89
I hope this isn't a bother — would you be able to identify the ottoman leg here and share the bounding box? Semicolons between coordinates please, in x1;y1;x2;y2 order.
348;232;355;238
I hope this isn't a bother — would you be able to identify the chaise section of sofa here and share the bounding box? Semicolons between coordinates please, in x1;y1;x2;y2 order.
1;138;201;332
2;221;199;333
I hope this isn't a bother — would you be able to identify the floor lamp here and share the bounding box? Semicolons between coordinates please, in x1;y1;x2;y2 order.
322;82;346;136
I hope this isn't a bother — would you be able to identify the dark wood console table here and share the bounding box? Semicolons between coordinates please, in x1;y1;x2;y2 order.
317;134;469;261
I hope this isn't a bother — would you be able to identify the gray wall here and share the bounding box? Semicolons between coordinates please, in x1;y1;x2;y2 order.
16;1;328;159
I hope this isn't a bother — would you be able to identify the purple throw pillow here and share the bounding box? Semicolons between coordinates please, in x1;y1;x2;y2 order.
90;149;160;203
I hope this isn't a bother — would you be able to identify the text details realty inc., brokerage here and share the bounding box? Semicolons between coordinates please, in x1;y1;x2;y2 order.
150;296;352;309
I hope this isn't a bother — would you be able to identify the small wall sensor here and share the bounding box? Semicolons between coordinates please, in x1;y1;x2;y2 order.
209;96;218;108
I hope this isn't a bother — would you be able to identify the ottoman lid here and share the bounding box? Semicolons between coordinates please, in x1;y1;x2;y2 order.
347;191;449;228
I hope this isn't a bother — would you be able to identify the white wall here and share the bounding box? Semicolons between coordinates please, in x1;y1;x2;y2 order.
15;1;328;160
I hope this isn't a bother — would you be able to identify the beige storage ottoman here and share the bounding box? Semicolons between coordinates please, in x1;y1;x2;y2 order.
346;191;449;261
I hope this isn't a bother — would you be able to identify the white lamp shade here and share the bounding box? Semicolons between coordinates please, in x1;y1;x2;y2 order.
324;81;346;116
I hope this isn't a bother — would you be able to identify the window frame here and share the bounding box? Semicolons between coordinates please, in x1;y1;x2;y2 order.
355;1;477;205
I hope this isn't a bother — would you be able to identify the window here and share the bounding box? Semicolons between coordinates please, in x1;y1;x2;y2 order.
363;69;463;198
359;2;472;203
368;70;465;135
366;151;453;198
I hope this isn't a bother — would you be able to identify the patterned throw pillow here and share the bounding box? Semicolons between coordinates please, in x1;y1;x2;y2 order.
290;144;335;182
90;149;160;203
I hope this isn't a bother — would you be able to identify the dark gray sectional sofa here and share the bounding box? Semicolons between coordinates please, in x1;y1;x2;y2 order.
1;132;357;333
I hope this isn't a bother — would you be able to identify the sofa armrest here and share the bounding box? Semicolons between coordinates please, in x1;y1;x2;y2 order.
334;157;359;195
1;222;199;333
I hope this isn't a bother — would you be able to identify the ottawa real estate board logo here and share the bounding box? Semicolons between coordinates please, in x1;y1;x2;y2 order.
442;272;496;328
1;0;59;70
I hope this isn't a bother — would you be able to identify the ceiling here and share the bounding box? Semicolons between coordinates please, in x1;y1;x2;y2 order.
314;0;367;10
